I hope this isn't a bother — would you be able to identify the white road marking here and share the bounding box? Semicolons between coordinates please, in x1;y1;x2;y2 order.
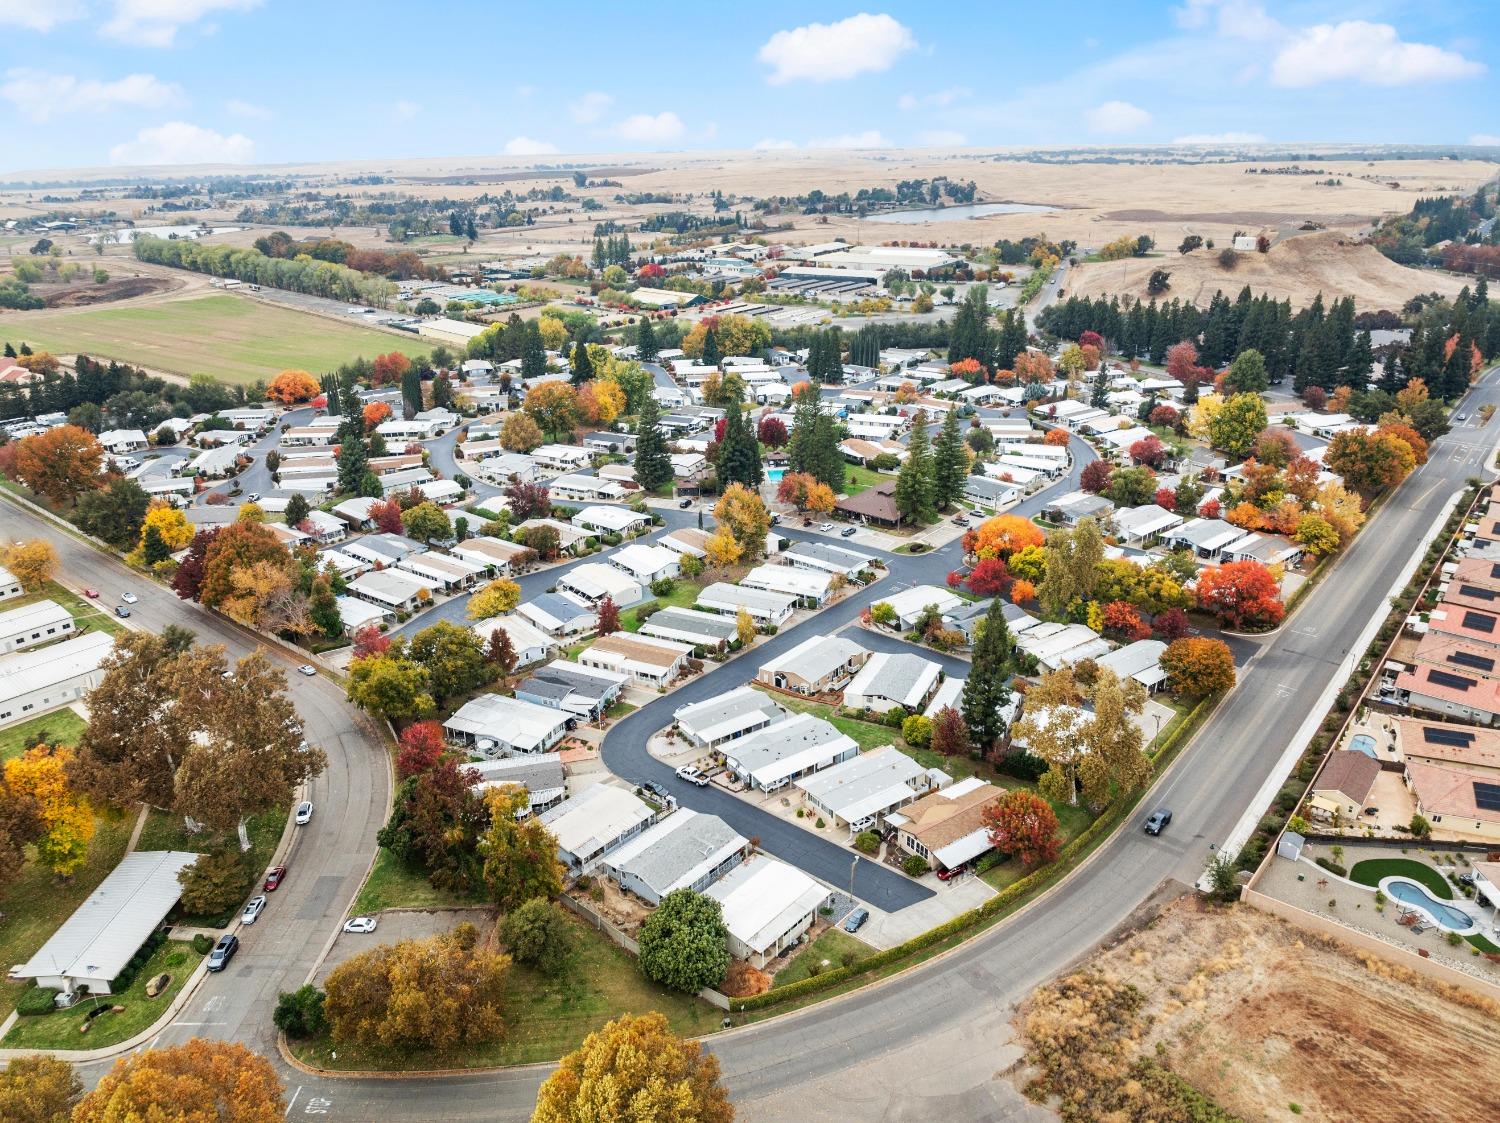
285;1087;304;1117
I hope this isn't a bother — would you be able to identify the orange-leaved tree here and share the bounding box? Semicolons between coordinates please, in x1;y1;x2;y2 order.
963;513;1045;561
266;368;319;404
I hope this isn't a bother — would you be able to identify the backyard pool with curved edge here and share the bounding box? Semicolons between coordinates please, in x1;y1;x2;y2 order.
1384;877;1475;931
1348;733;1378;758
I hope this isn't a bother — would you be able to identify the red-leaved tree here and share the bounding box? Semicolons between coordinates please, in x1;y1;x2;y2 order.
930;706;972;757
1195;560;1284;630
1152;606;1190;641
1101;600;1151;641
1080;459;1113;494
982;789;1061;867
596;596;620;636
965;558;1013;599
396;721;446;779
505;481;552;521
1153;487;1176;511
371;499;405;536
757;416;788;447
1128;435;1166;468
352;624;392;659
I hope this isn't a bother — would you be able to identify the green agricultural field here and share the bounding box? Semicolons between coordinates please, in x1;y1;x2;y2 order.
0;294;430;386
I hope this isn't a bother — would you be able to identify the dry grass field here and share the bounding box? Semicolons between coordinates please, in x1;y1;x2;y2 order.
1021;896;1500;1123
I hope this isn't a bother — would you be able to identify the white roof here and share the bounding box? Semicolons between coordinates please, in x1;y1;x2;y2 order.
601;808;746;898
610;543;680;579
759;634;869;684
444;692;570;752
674;685;784;743
539;784;655;859
471;613;554;658
572;505;646;533
698;582;796;616
923;676;965;718
348;568;432;604
740;564;832;598
875;584;963;620
0;630;113;704
15;851;197;985
1112;504;1182;538
335;596;391;630
723;713;858;789
560;562;641;602
1095;639;1167;688
0;598;72;639
846;651;942;710
795;745;928;823
704;854;830;955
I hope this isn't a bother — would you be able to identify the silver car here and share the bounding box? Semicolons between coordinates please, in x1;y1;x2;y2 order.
241;894;267;924
295;800;313;825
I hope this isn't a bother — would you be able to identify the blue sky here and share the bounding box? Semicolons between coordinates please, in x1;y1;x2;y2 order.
3;1;1497;172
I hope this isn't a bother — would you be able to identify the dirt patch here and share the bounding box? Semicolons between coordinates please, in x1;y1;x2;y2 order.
41;276;177;307
1067;229;1469;312
1017;896;1500;1123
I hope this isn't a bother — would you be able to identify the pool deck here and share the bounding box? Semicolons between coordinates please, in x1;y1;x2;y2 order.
1255;839;1500;987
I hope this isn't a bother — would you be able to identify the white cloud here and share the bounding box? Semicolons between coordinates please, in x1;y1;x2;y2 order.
1087;100;1152;134
917;130;967;147
1172;131;1267;144
102;0;261;47
759;13;915;84
109;121;254;165
569;91;612;124
393;100;419;121
1471;134;1500;146
1174;1;1280;40
225;98;270;119
753;138;798;151
615;111;684;144
1271;21;1484;87
898;87;969;111
2;70;180;121
806;130;890;150
1173;0;1213;29
0;0;84;30
504;136;558;155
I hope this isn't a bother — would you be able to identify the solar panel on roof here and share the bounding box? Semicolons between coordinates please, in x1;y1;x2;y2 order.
1448;650;1496;672
1459;584;1499;601
1423;727;1475;747
1474;781;1500;812
1462;611;1497;632
1427;669;1476;691
1490;563;1500;580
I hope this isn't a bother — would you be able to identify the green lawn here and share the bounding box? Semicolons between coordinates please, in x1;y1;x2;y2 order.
0;294;431;386
135;804;290;926
772;927;873;988
0;709;88;762
351;847;488;913
768;693;897;751
622;577;714;632
289;909;722;1069
1;939;203;1050
841;464;888;497
3;580;124;637
0;810;134;1021
1349;857;1454;899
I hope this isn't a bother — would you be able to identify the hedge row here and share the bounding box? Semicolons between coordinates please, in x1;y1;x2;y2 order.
731;702;1215;1014
16;985;60;1016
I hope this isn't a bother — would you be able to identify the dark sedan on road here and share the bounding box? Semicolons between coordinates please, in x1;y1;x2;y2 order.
206;934;239;972
1143;808;1173;836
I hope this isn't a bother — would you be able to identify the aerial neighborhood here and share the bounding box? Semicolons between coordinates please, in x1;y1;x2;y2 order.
0;5;1498;1119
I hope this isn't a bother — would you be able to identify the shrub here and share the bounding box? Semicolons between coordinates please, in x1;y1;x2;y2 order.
16;986;59;1016
191;933;214;955
500;898;576;977
902;714;933;748
902;855;928;877
814;817;825;829
650;577;676;596
273;984;328;1039
996;750;1049;782
1315;856;1347;878
853;830;880;855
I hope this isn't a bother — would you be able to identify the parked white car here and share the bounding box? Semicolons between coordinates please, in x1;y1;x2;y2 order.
294;801;313;825
343;916;378;934
241;895;267;925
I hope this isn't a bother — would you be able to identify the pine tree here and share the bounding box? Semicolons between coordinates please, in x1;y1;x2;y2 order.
931;408;967;510
1090;364;1110;408
337;432;369;495
570;340;594;386
1342;330;1373;392
309;574;341;637
633;394;673;493
1439;332;1473;401
592;238;607;270
636;317;659;362
701;327;721;366
521;320;547;381
432;372;455;410
894;412;935;523
141;523;170;565
465;215;478;241
400;368;423;418
962;598;1014;753
716;399;762;489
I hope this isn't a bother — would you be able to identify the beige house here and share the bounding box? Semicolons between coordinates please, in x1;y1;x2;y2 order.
1308;750;1381;821
755;634;870;696
889;778;1003;873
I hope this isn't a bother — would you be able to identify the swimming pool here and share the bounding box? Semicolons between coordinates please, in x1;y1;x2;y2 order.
766;467;785;483
1385;878;1475;931
1348;733;1378;758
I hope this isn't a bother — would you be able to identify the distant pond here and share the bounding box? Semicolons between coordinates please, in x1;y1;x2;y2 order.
862;202;1058;224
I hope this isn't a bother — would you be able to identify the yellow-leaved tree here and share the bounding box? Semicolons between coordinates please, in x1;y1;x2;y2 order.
704;528;743;571
468;578;521;620
141;499;195;551
73;1039;285;1123
2;539;58;590
4;745;94;877
532;1012;734;1123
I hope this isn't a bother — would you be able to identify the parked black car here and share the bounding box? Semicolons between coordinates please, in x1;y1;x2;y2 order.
843;907;870;933
1143;808;1173;836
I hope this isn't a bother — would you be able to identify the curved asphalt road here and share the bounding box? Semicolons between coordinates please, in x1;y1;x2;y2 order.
12;373;1498;1120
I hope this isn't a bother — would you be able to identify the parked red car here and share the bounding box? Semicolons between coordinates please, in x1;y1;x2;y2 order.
936;864;968;882
263;865;287;891
82;588;100;599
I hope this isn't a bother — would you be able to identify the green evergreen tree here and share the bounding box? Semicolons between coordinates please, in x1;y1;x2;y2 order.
931;407;967;510
400;367;423;418
569;340;594;386
1342;330;1373;393
309;574;341;637
962;598;1014;753
716;399;763;489
432;371;455;410
1090;364;1110;408
1223;348;1269;394
141;523;171;565
633;393;673;493
701;327;721;366
894;412;935;523
521;320;547;381
284;492;311;527
636;316;659;362
337;432;369;495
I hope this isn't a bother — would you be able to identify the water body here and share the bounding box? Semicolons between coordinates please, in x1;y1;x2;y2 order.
863;202;1057;224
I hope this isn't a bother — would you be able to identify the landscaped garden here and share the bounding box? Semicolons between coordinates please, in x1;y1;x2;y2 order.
1350;857;1453;899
